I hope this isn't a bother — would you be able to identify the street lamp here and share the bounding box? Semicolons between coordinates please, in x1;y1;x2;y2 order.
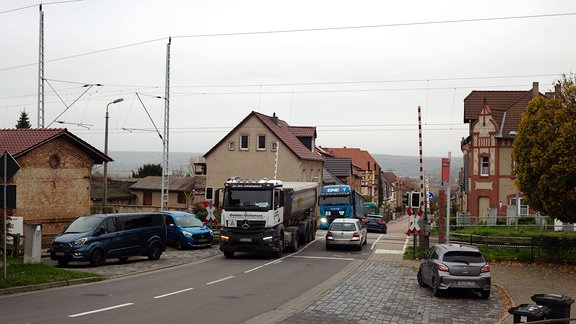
103;98;124;211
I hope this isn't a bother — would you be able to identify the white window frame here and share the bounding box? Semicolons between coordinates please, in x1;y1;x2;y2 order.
228;142;235;151
480;156;489;176
271;142;278;152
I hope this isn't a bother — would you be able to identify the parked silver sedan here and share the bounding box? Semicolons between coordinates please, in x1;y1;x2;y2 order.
417;244;491;299
325;218;367;250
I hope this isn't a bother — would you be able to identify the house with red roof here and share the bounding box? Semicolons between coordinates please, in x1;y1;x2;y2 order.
0;128;111;241
460;82;558;221
204;111;324;190
320;147;381;204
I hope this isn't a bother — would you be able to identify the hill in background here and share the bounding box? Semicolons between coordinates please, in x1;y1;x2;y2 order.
103;151;463;185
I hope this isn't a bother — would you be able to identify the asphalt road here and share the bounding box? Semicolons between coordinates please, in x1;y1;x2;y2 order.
0;233;374;324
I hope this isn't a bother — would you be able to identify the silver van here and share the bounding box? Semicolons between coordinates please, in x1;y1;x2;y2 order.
50;213;167;267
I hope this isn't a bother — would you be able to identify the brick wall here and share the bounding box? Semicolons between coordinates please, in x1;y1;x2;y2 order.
10;138;94;236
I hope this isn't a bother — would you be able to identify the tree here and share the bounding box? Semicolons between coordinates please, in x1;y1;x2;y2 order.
15;111;31;128
513;75;576;223
131;163;162;178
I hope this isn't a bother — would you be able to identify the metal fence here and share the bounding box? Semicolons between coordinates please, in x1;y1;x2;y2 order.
449;232;576;263
450;213;576;232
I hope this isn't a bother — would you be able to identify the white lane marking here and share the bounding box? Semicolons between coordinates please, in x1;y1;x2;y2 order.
244;237;319;273
154;287;195;299
375;249;404;254
292;255;354;261
69;303;134;318
206;275;235;285
370;234;385;250
245;259;283;273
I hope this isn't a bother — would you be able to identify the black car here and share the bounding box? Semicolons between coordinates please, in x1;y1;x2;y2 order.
362;214;387;233
417;244;491;299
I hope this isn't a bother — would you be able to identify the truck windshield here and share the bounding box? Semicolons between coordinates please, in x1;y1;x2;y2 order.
223;189;272;211
64;216;103;233
320;195;350;206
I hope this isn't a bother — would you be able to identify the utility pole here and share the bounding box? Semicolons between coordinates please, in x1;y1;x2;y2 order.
37;5;45;128
161;37;171;211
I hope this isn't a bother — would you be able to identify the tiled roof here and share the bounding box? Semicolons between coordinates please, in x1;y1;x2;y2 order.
322;147;380;171
289;126;316;138
322;167;344;185
0;128;111;163
205;111;323;162
463;83;541;138
381;171;398;183
130;176;195;191
324;157;352;177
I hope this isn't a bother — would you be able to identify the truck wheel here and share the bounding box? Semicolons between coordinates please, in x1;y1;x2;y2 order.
290;232;300;252
309;226;316;242
272;234;284;258
224;251;235;258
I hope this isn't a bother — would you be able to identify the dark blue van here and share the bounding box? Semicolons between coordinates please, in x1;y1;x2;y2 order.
50;213;167;267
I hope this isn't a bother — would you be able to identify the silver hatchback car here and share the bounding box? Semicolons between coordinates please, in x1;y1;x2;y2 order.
417;244;491;299
325;218;367;250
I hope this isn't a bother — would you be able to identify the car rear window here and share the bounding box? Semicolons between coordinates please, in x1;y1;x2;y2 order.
330;223;357;231
366;216;381;221
443;251;485;263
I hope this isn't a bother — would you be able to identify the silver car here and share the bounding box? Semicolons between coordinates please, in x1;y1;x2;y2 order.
417;244;491;299
325;218;367;250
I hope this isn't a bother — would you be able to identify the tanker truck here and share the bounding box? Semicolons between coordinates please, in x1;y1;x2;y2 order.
215;177;318;258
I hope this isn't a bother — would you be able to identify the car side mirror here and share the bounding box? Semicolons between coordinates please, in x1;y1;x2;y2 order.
94;227;106;236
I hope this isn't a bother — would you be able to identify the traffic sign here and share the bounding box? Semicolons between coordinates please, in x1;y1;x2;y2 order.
1;151;20;181
203;201;219;225
428;192;434;201
406;208;423;236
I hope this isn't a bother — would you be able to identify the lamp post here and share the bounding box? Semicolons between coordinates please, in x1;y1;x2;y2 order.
103;98;123;211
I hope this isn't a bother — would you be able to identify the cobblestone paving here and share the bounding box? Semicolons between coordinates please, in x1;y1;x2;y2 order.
42;245;222;278
282;258;504;324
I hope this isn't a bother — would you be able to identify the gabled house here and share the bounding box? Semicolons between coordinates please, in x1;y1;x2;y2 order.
204;111;324;190
320;147;381;204
129;176;197;211
0;128;111;238
461;82;549;220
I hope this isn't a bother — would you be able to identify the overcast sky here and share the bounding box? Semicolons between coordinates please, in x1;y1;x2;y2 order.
2;0;575;157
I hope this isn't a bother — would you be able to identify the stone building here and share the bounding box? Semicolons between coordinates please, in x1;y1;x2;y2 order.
0;128;110;239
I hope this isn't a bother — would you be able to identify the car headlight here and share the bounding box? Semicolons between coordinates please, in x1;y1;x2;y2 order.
320;218;328;223
72;238;88;246
183;232;192;238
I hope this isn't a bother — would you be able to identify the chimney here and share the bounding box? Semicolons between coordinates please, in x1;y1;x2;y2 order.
271;112;278;125
532;82;539;97
555;83;561;98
